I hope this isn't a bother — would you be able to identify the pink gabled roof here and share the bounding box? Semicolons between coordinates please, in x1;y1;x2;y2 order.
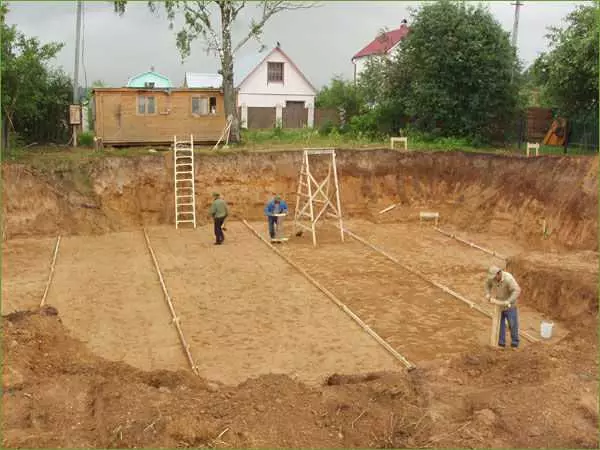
352;24;410;60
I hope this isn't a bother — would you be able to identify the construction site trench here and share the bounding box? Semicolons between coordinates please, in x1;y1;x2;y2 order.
2;149;598;448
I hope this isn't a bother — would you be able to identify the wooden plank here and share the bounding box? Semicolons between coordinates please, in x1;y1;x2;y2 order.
490;304;503;347
379;204;397;214
40;235;61;307
433;227;507;260
142;228;199;374
337;225;539;344
242;220;416;371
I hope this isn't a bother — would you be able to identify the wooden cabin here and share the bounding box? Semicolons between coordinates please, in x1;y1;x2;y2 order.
92;87;226;146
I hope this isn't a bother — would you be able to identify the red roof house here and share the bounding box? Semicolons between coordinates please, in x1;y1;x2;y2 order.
351;21;410;81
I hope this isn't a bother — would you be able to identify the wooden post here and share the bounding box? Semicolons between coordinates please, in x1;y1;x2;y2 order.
488;298;507;347
490;304;502;347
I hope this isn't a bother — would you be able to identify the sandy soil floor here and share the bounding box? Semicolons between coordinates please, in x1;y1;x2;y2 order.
344;220;569;341
2;236;57;312
43;231;186;372
1;220;576;383
145;223;399;385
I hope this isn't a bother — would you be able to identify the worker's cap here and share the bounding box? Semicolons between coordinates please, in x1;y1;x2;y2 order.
274;195;281;202
487;266;502;281
212;192;220;198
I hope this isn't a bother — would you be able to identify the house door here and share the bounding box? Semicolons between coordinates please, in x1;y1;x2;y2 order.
283;101;307;129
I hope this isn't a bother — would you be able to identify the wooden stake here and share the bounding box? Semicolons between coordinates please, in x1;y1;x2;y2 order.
337;225;539;344
379;204;397;215
143;228;199;374
40;235;61;307
489;303;503;347
242;220;416;371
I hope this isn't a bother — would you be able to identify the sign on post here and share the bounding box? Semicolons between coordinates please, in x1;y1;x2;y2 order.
69;105;81;125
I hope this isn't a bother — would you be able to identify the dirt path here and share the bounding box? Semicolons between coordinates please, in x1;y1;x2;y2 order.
2;236;56;312
45;231;186;371
145;223;400;386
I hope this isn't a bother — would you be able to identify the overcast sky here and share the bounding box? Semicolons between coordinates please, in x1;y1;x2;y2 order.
6;1;588;89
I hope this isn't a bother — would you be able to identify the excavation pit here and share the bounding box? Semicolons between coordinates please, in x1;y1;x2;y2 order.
2;149;597;448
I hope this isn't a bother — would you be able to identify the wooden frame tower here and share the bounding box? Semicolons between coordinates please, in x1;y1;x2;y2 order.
293;148;344;246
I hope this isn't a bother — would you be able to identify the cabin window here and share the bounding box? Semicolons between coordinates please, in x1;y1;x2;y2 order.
267;62;284;83
137;95;156;115
192;96;217;115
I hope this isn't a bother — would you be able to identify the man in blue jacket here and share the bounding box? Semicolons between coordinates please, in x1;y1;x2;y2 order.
264;195;288;240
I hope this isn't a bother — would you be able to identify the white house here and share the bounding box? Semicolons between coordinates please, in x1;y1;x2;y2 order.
351;20;410;82
185;44;317;128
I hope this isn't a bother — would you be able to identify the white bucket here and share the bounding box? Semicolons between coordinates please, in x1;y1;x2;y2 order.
540;321;554;339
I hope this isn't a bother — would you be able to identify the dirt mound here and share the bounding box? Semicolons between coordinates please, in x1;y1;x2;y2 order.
3;151;597;250
507;250;598;328
3;308;432;448
4;307;597;448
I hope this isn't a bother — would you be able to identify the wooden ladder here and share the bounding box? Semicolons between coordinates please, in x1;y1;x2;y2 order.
173;135;197;229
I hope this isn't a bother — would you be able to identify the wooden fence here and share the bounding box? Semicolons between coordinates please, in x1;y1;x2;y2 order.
247;107;276;129
314;108;340;128
525;107;553;141
244;106;340;130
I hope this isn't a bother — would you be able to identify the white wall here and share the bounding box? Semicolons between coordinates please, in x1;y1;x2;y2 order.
353;49;397;82
238;93;314;108
353;57;369;81
237;49;315;107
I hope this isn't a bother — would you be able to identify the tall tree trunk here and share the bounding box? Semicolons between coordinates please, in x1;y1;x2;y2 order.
1;114;9;152
220;3;240;143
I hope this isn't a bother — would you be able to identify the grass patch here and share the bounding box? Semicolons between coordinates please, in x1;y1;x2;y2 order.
2;129;595;166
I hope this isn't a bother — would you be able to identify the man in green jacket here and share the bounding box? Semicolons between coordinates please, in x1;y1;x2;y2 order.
485;266;521;348
209;192;228;245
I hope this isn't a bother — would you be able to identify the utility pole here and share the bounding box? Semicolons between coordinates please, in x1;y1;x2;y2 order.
511;0;522;48
72;0;83;147
510;0;523;81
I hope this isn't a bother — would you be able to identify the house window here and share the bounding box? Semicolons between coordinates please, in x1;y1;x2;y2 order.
267;62;284;83
192;96;217;115
137;96;156;114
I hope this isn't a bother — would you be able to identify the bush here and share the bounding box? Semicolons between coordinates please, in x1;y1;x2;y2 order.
78;131;95;147
318;120;335;135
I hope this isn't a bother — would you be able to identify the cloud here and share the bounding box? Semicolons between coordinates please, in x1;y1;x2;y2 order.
5;1;584;89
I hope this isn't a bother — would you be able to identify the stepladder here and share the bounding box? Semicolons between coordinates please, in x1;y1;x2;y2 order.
293;148;344;247
173;135;197;229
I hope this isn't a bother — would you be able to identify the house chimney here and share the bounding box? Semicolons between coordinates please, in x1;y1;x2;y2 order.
401;19;408;26
150;65;155;72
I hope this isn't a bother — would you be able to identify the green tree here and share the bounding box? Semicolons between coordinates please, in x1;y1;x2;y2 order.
359;0;520;143
316;76;363;122
531;4;598;118
114;0;316;143
1;2;68;149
